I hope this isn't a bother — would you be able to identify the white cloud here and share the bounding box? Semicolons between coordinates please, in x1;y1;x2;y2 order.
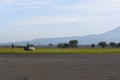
7;15;103;26
54;0;120;12
16;1;52;9
0;0;16;5
104;0;120;3
54;4;93;11
97;0;120;11
0;0;52;7
16;1;51;6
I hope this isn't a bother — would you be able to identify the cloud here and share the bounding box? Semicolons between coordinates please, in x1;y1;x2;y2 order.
0;0;53;8
0;0;16;6
104;0;120;3
54;0;120;12
97;0;120;11
54;4;92;11
7;15;103;26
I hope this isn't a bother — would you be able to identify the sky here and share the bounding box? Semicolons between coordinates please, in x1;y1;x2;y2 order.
0;0;120;42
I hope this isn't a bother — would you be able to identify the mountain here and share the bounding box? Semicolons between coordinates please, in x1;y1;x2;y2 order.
2;26;120;45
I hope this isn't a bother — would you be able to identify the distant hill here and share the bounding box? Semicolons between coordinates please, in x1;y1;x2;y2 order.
2;26;120;45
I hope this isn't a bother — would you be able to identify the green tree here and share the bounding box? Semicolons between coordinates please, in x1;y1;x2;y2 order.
116;43;120;48
91;44;95;48
57;43;64;48
62;43;70;48
98;42;107;48
57;43;69;48
109;42;116;48
69;40;78;48
48;43;55;48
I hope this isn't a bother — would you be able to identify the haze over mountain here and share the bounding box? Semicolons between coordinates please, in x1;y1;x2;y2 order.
4;26;119;45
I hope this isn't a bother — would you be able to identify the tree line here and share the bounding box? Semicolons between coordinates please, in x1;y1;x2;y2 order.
91;42;120;48
48;41;120;48
2;40;120;48
57;40;78;48
54;41;120;48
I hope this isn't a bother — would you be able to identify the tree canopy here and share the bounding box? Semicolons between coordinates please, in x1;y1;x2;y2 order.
69;40;78;48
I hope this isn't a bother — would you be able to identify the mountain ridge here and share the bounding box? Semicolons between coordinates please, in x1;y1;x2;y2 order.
1;26;120;45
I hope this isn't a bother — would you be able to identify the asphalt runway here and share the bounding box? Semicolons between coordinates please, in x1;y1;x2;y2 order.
0;54;120;80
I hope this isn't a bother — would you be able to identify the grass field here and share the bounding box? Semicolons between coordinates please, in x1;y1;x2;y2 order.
0;48;120;54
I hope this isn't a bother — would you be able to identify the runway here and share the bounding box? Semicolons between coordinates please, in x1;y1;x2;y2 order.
0;54;120;80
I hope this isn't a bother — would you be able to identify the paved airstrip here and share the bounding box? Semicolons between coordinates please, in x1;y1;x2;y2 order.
0;54;120;80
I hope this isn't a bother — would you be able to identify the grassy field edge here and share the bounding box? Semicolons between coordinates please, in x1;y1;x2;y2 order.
0;48;120;54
